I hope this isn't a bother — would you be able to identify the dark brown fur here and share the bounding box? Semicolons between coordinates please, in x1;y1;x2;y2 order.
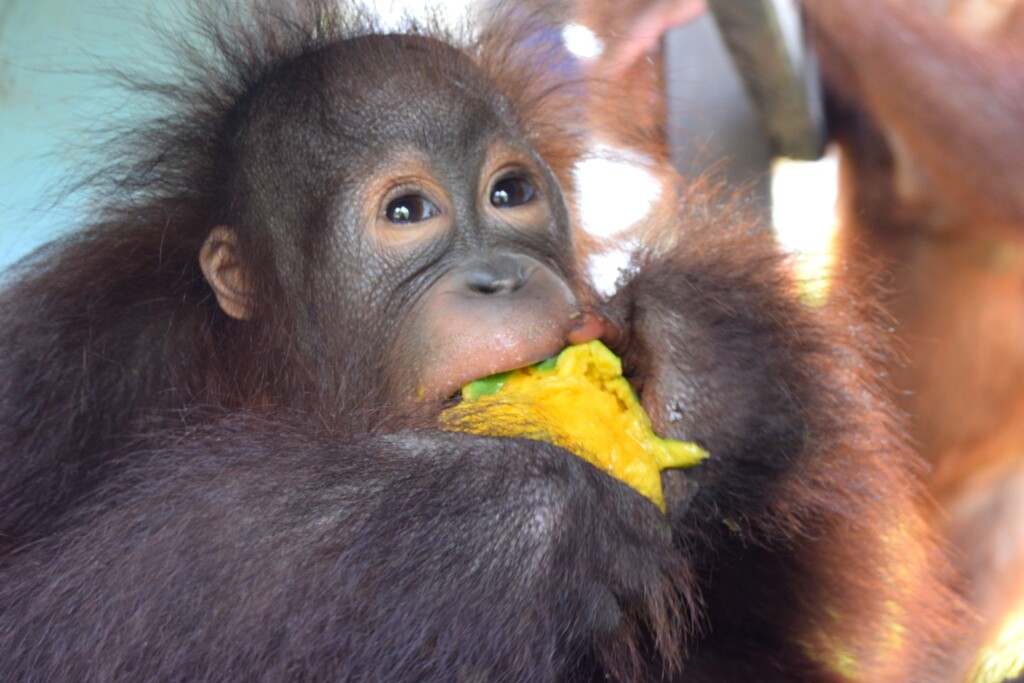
0;2;963;680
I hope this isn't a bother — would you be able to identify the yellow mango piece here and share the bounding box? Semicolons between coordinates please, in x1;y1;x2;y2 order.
439;340;707;510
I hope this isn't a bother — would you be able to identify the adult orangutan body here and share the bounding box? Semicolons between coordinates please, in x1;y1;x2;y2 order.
0;2;961;681
803;1;1024;650
596;0;1024;673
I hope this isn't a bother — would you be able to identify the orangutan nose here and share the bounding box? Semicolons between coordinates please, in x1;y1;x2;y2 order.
461;254;534;296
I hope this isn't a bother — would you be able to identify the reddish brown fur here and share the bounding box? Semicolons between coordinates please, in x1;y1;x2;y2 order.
803;0;1024;661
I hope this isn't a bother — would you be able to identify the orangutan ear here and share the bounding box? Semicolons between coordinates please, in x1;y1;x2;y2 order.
199;226;253;320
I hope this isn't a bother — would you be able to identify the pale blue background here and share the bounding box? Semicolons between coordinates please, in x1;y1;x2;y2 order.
0;0;181;271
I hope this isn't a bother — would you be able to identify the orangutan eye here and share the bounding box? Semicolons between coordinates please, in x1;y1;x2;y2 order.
490;177;535;208
386;195;440;224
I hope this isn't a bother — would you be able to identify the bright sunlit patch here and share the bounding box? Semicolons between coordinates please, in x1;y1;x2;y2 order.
562;23;604;60
969;604;1024;683
587;241;638;298
573;144;663;240
364;0;475;32
771;151;840;305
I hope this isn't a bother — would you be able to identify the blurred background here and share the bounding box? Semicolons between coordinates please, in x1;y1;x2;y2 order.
0;0;835;277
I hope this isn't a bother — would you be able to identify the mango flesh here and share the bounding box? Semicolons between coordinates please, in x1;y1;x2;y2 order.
439;340;707;510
